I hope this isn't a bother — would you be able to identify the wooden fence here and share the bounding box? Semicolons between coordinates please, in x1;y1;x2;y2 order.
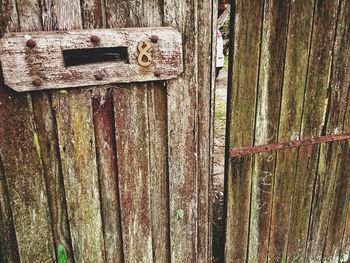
224;0;350;262
0;0;216;262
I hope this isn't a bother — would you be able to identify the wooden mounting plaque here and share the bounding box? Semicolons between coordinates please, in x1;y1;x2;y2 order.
0;27;183;92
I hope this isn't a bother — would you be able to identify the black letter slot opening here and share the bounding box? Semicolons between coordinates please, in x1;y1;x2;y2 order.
63;47;129;67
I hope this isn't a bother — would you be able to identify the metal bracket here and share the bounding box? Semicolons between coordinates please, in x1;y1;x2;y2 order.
230;133;350;158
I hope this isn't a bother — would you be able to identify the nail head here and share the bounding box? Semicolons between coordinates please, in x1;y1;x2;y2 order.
26;39;36;48
154;69;161;77
90;35;100;44
150;35;159;43
32;79;42;87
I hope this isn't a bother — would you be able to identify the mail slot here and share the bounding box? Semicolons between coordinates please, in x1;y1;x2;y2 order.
0;27;183;92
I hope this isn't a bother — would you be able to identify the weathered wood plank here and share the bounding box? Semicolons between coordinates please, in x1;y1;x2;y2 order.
306;1;349;261
0;28;183;92
340;189;350;262
92;89;123;263
0;0;57;261
267;0;315;261
0;88;56;262
163;0;201;261
113;85;153;263
82;0;123;261
105;1;170;261
287;1;339;261
198;0;215;262
249;1;289;262
225;155;254;263
224;0;264;261
52;90;105;263
42;1;106;262
31;93;74;262
322;140;350;262
0;156;20;263
147;83;170;263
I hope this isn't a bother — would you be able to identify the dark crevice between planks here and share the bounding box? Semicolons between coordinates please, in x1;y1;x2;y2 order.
222;0;236;259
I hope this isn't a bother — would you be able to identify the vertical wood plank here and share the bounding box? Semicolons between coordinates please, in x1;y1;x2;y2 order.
322;140;350;262
224;0;264;261
43;1;106;262
92;89;124;263
287;1;339;261
0;89;56;262
81;0;125;261
267;0;315;261
305;0;349;261
163;0;199;262
52;90;105;263
0;0;56;262
113;85;153;263
0;157;20;263
147;83;170;263
31;93;74;262
249;1;289;262
105;1;170;261
198;0;215;262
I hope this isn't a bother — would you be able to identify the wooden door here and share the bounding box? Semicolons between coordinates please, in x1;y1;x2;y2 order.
0;1;216;262
224;0;350;262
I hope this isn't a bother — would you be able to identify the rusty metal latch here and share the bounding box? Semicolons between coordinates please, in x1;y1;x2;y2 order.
0;27;183;92
230;133;350;158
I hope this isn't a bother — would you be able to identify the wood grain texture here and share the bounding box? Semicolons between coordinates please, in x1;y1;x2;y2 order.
0;1;57;262
147;83;170;263
0;28;183;92
52;90;105;263
0;88;56;262
267;1;315;261
31;92;74;262
224;0;264;261
197;0;215;262
306;1;349;261
163;0;201;261
0;157;20;263
113;85;153;263
287;1;339;261
322;140;350;262
249;1;289;262
106;1;171;261
92;89;123;263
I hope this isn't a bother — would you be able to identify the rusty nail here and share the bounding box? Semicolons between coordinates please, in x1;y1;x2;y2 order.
26;39;36;48
310;139;315;143
90;35;100;44
265;146;269;150
288;142;293;147
154;69;161;78
150;35;159;43
95;74;103;81
32;78;42;87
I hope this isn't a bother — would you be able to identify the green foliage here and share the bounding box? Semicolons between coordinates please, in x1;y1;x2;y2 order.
57;244;68;263
175;209;185;220
214;97;227;138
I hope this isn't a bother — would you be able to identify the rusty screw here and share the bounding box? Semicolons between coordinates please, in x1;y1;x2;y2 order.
26;39;36;48
95;74;103;81
32;78;42;87
90;35;100;44
154;69;161;78
150;35;159;43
